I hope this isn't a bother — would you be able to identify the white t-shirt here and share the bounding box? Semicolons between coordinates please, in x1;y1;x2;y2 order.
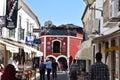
11;60;19;71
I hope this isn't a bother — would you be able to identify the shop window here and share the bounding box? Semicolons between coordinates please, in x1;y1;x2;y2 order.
53;41;60;53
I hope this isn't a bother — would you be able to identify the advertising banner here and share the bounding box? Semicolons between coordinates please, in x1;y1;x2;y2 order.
6;0;18;30
0;16;6;27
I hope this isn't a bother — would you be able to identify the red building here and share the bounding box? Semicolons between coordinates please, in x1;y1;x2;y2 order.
39;24;83;67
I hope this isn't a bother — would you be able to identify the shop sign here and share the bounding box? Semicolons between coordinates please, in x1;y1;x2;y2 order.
0;16;6;27
33;28;41;32
6;0;18;30
26;36;34;43
104;46;118;53
34;39;41;44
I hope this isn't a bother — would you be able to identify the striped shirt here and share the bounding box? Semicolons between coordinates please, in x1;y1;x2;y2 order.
70;63;78;72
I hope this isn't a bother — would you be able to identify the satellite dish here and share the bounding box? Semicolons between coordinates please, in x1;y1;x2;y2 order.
44;20;52;27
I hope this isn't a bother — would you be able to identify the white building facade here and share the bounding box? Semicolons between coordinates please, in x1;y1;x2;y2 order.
0;0;42;66
81;0;120;80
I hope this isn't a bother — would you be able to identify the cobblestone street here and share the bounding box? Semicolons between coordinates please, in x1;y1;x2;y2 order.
36;71;69;80
35;71;84;80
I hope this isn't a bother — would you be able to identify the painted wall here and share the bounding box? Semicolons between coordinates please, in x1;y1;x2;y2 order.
40;37;45;54
69;37;82;59
45;36;67;57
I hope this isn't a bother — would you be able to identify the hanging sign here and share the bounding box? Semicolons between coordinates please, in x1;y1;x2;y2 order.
6;0;18;30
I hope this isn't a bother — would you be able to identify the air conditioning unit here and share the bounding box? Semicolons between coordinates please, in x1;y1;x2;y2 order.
103;0;118;27
92;19;100;34
109;0;118;19
116;0;120;17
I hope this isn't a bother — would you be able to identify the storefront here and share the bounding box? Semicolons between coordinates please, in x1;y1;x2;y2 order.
92;30;120;80
75;39;92;72
0;40;19;66
0;38;43;79
0;42;6;65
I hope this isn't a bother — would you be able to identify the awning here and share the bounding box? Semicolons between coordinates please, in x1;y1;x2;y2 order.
1;38;43;56
30;47;43;57
23;45;43;57
75;39;92;60
0;40;19;53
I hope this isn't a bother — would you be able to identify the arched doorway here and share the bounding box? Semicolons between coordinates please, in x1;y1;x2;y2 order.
58;57;68;71
48;57;55;61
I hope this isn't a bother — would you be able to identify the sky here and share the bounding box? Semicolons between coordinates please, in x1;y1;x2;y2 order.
24;0;86;27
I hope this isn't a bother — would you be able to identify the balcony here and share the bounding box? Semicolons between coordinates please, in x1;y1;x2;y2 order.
103;0;119;27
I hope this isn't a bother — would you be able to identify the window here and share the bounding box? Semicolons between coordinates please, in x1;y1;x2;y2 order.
20;29;24;40
18;15;24;40
27;19;29;32
18;15;21;40
53;41;60;53
19;15;21;27
9;29;15;38
30;23;33;32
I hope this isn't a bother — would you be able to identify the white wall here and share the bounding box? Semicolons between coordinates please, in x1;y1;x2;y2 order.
1;0;40;42
0;0;6;16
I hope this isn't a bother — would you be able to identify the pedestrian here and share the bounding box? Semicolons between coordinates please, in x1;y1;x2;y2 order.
0;64;4;80
88;52;110;80
45;58;52;80
59;62;63;72
63;62;68;71
39;60;46;80
11;56;19;71
1;64;18;80
69;59;79;80
52;59;58;80
19;48;25;65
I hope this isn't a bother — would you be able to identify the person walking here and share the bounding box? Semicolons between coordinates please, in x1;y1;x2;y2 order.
39;60;46;80
59;62;63;72
11;56;19;71
45;58;52;80
88;52;110;80
69;59;79;80
63;62;68;71
1;64;18;80
51;59;58;80
0;64;4;80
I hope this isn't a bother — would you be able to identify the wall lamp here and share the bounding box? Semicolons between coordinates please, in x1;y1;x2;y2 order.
84;0;103;16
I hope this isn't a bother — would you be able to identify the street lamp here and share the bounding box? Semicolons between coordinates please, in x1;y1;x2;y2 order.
84;0;94;5
84;0;103;16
